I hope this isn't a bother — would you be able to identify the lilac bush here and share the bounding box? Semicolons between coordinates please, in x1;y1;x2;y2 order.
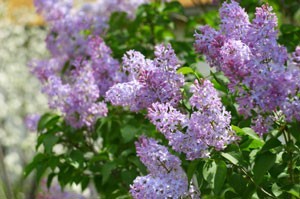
24;0;300;198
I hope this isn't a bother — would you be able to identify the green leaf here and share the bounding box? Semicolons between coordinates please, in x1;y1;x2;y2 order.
187;160;200;183
163;1;184;14
259;137;282;153
24;153;46;177
228;173;247;195
271;183;283;197
90;152;109;163
47;173;56;188
253;152;276;184
211;71;229;93
101;162;116;185
240;139;264;151
70;150;85;167
213;160;227;195
290;121;300;142
120;125;137;143
36;162;48;183
221;152;239;165
121;169;137;185
128;156;147;175
43;133;59;154
81;176;90;191
202;161;216;184
241;127;264;144
177;67;194;75
280;24;300;33
287;184;300;198
37;113;60;132
202;160;228;194
224;190;239;199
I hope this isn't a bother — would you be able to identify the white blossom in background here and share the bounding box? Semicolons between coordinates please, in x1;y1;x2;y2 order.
0;1;47;183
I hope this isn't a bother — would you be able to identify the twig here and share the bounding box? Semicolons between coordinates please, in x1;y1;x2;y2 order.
238;166;277;199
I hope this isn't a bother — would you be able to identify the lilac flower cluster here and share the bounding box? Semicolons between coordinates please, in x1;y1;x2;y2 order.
130;136;200;199
34;0;103;58
106;44;184;111
31;1;176;128
42;61;108;128
292;46;300;67
194;1;300;135
30;36;122;128
148;79;235;160
34;0;153;58
37;179;86;199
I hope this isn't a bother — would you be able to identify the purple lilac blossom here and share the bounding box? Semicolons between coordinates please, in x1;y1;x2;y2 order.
34;0;153;57
251;115;273;137
106;44;184;111
42;62;108;128
29;57;67;83
25;114;41;132
130;136;199;199
194;1;300;135
32;1;170;127
219;0;250;40
292;46;300;67
37;179;85;199
30;36;121;128
148;80;235;160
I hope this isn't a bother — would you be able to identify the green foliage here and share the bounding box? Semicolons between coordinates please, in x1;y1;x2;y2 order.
104;1;200;66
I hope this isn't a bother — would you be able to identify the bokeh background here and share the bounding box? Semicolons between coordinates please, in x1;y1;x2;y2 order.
0;0;47;198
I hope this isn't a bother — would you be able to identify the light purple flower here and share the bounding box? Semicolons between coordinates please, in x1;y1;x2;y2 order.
25;114;41;132
106;44;184;111
130;136;198;199
194;1;300;135
219;1;250;40
148;80;235;160
292;46;300;67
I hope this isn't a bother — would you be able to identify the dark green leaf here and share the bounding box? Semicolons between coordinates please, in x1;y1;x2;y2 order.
290;121;300;142
43;133;59;154
260;137;282;153
24;153;46;177
120;125;137;143
228;173;247;195
81;176;90;191
37;113;60;132
101;162;116;185
187;160;200;183
213;160;227;195
70;150;85;167
253;152;276;184
47;173;56;188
